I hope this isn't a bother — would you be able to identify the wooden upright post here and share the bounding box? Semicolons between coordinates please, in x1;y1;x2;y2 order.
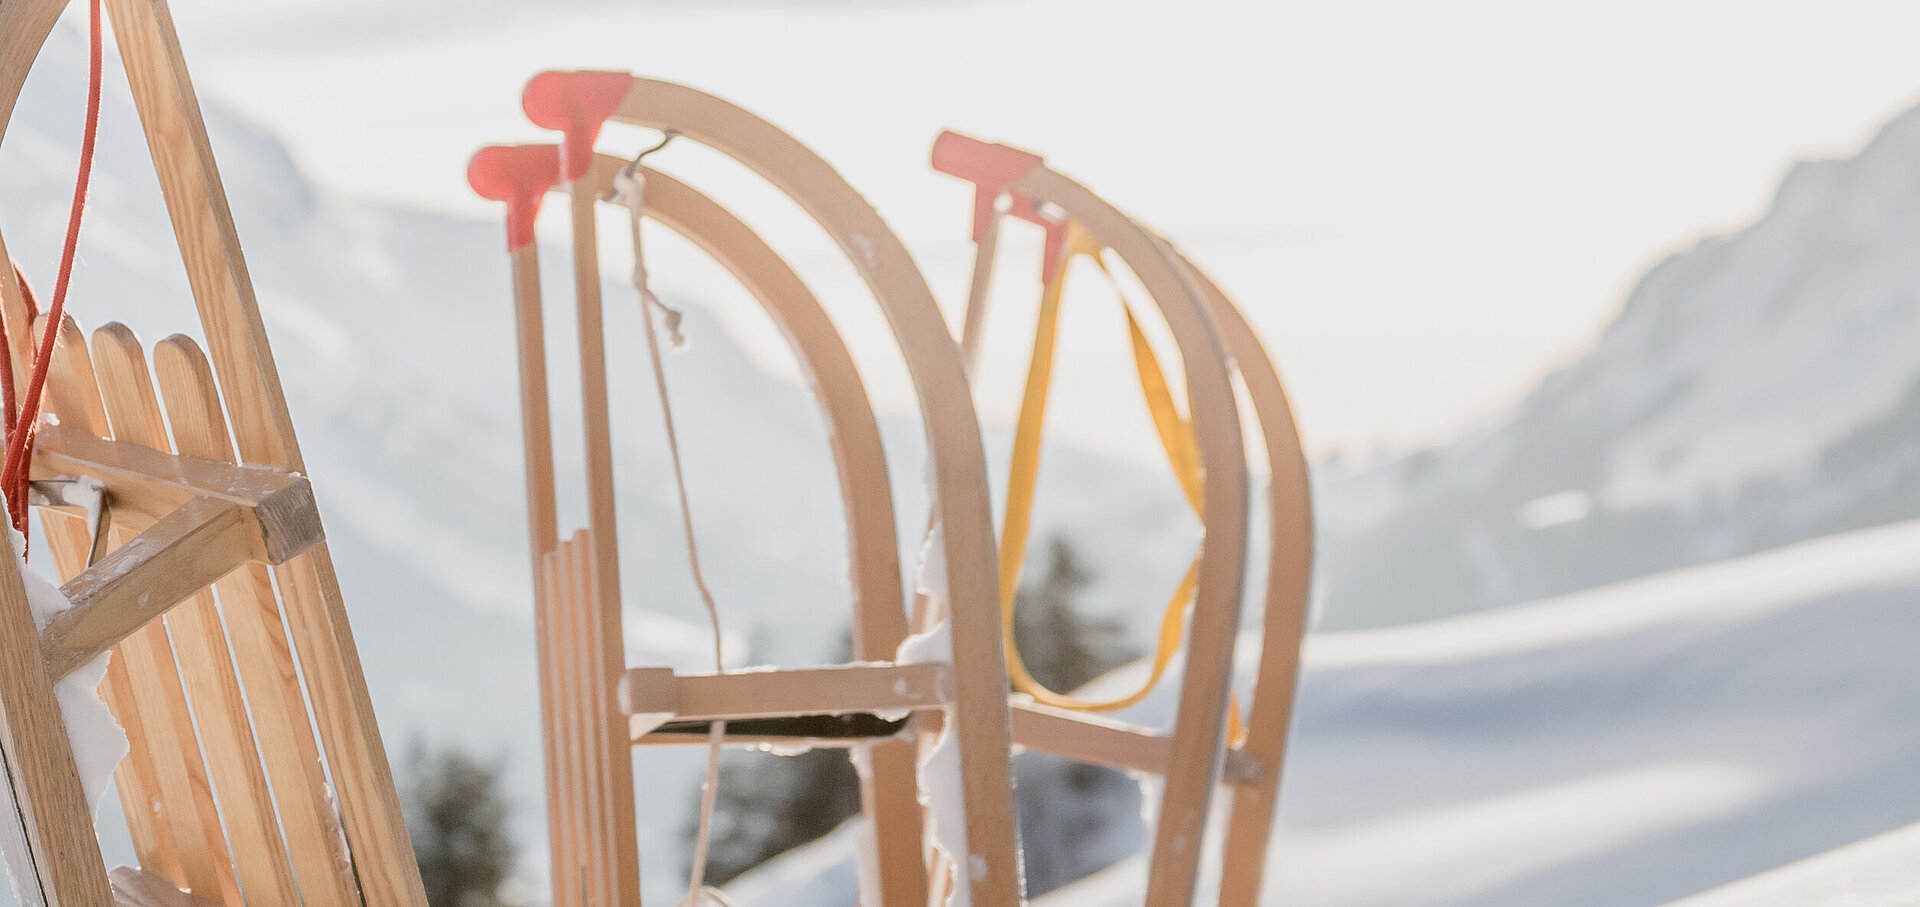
100;2;427;902
564;181;644;906
0;543;114;907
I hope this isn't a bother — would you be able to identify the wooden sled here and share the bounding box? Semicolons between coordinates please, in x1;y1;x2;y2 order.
0;1;428;905
931;132;1314;907
470;73;1022;906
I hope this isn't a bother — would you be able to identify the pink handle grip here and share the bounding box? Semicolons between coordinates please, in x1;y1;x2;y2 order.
468;143;561;250
522;70;634;182
931;130;1070;283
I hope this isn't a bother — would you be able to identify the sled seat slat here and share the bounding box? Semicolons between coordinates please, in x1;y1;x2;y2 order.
619;663;953;737
635;714;910;745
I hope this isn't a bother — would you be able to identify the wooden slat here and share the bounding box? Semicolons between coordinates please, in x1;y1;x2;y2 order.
115;614;238;903
94;326;301;907
634;733;873;749
501;239;577;907
538;547;579;907
552;541;587;907
564;183;644;906
92;324;239;906
41;495;254;680
0;512;114;907
154;335;359;907
110;866;221;907
572;534;622;907
0;226;35;396
96;324;284;899
45;317;115;446
103;3;428;903
161;583;299;907
557;535;607;907
544;538;585;907
619;664;952;728
38;315;182;884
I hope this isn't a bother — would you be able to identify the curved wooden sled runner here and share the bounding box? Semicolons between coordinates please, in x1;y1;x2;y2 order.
471;73;1023;906
932;132;1313;907
0;1;429;905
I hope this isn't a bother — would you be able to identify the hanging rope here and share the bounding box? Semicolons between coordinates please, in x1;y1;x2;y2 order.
1;0;105;538
611;157;734;907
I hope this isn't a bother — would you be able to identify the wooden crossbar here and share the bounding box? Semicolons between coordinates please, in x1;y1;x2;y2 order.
1010;702;1264;787
32;425;320;562
42;495;256;680
620;663;954;736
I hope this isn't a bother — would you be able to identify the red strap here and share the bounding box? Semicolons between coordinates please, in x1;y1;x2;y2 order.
468;144;562;250
522;70;633;183
931;130;1071;284
3;0;103;536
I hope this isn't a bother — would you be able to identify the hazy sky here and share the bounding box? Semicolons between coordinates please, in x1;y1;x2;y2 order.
73;0;1920;463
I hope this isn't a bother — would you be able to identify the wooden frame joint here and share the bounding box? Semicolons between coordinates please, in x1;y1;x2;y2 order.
39;491;310;680
32;424;322;563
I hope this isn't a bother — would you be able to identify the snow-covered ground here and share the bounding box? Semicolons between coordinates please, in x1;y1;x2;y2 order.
741;519;1920;905
1669;821;1920;906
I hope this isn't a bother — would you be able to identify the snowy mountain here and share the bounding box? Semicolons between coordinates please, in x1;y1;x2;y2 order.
1315;101;1920;629
744;519;1920;906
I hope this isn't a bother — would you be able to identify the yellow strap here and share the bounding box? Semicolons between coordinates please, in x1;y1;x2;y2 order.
999;224;1217;714
1114;266;1202;514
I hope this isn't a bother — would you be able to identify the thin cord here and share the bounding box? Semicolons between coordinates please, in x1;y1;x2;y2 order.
613;165;732;907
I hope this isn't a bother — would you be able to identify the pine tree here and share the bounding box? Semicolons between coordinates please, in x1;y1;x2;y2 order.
1012;535;1136;692
403;742;517;907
